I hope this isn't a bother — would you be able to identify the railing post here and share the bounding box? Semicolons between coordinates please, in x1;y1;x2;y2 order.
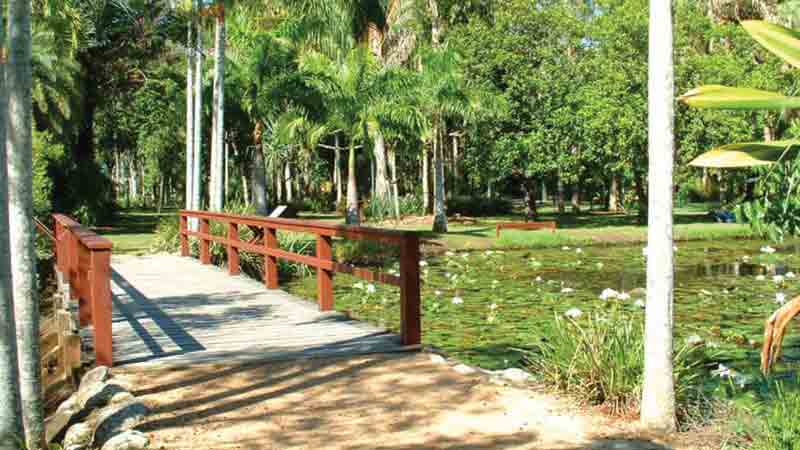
228;222;240;275
199;218;211;264
54;218;64;273
316;235;334;311
180;214;189;257
89;249;113;367
399;235;421;346
263;226;279;289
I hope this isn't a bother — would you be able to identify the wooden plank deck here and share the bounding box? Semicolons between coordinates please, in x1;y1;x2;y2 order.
109;254;403;367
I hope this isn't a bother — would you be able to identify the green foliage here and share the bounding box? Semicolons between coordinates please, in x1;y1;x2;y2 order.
729;380;800;450
446;195;512;217
736;155;800;241
523;311;712;421
32;131;64;218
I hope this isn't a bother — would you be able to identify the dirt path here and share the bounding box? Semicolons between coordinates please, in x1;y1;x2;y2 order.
116;353;721;450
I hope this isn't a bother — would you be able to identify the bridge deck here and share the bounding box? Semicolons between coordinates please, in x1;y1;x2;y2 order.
109;254;403;367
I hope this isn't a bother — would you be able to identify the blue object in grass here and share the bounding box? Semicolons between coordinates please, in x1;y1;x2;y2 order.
712;210;736;224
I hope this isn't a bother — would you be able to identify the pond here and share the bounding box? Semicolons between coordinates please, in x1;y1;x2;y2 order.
284;237;800;382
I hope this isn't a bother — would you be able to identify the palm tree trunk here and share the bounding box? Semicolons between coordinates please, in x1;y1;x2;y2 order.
0;4;24;446
185;7;195;213
7;0;44;446
641;0;677;433
388;144;400;220
191;0;203;216
284;162;293;203
334;134;342;205
422;147;430;212
432;122;448;233
209;2;226;211
372;132;390;199
609;173;621;212
346;143;360;225
571;184;580;214
251;145;268;215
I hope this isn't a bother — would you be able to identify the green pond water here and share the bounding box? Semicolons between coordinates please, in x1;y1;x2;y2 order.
285;237;800;381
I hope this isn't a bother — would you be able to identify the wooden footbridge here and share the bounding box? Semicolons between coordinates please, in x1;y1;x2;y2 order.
47;211;421;368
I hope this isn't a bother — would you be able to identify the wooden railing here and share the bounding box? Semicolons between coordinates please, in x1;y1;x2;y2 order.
52;214;113;366
180;210;422;346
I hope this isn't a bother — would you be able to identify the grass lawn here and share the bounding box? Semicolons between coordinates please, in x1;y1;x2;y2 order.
97;208;174;255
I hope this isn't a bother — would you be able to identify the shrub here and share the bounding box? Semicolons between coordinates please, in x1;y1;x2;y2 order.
447;195;512;217
334;239;399;266
522;311;712;422
363;194;426;222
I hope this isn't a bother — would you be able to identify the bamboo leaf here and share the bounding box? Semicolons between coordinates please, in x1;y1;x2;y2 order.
678;85;800;110
689;141;800;168
742;20;800;69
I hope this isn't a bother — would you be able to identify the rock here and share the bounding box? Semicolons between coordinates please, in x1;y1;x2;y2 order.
100;430;150;450
93;399;148;448
109;391;136;406
64;422;93;449
79;382;129;412
429;354;447;364
46;405;78;443
453;364;476;375
497;368;532;384
80;367;111;391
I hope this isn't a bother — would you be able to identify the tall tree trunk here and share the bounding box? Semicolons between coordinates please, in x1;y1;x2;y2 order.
641;0;677;433
185;9;195;212
634;168;647;224
0;5;24;445
284;162;293;203
432;122;448;232
522;177;538;221
191;0;203;216
452;133;460;196
7;0;44;446
334;134;343;205
251;146;268;215
209;2;225;211
224;140;229;203
571;185;580;214
609;173;621;212
422;147;431;213
556;173;565;214
372;132;390;199
346;143;360;225
541;179;547;202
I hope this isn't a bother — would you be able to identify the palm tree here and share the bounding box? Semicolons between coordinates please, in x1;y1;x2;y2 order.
0;3;24;448
641;0;677;433
185;0;196;215
7;0;45;447
192;0;203;215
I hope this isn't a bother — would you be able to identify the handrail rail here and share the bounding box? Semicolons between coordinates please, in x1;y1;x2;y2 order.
180;210;422;346
52;214;113;366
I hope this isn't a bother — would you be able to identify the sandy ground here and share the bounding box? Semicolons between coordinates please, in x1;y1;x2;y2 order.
116;353;722;450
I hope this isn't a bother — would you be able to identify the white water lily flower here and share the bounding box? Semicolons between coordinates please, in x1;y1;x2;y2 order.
599;288;620;301
756;275;766;281
634;299;646;309
445;251;455;257
776;293;787;305
787;272;797;279
618;292;631;301
576;248;583;254
452;296;464;305
561;287;575;294
774;275;785;284
761;245;777;254
564;308;582;319
596;262;604;269
489;303;498;311
742;256;751;262
484;250;494;256
419;260;428;267
353;282;365;290
434;290;442;297
673;245;678;252
562;246;571;251
460;253;469;259
707;341;720;349
366;284;376;294
535;276;543;282
492;280;500;285
700;289;712;296
685;335;703;346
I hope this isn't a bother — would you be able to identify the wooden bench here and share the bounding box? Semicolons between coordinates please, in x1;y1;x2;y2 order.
496;221;557;237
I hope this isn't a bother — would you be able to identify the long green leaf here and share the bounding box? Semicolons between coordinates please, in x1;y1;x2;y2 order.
689;141;800;168
679;85;800;110
742;20;800;68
